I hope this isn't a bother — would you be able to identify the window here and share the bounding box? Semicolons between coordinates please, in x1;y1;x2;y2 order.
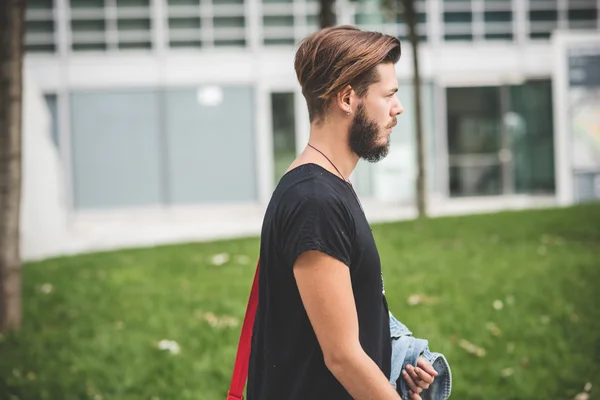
509;80;556;194
214;16;246;47
263;14;295;45
25;0;56;53
167;0;246;48
167;0;202;48
116;0;152;49
70;0;107;51
355;0;388;29
526;0;598;40
528;8;558;39
355;0;428;43
483;1;513;41
447;86;504;197
260;0;321;46
212;0;246;47
270;93;296;184
568;6;598;30
446;81;556;197
443;0;473;41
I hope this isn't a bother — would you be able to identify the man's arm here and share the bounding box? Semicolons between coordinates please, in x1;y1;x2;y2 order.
293;250;401;400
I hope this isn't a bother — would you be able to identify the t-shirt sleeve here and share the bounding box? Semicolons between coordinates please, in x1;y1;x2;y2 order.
278;191;355;269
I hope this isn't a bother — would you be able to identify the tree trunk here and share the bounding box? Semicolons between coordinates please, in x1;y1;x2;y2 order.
319;0;336;28
401;0;427;217
0;0;26;332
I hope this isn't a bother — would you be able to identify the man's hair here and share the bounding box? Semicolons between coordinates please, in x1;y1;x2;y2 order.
294;25;401;123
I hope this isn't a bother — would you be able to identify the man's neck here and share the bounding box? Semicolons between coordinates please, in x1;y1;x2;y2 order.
302;122;359;181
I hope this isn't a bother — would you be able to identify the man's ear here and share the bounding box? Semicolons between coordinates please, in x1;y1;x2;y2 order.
335;85;354;115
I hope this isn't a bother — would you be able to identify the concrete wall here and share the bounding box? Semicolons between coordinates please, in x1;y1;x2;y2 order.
20;72;69;261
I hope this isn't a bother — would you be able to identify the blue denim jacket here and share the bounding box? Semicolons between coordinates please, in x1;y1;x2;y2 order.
389;312;452;400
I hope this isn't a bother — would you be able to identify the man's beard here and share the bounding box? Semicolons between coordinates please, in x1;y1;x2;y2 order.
348;104;391;163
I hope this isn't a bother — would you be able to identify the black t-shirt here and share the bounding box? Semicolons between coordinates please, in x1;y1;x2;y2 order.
247;163;391;400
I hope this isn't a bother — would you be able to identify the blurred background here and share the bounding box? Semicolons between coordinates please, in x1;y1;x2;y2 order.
16;0;600;260
2;0;600;399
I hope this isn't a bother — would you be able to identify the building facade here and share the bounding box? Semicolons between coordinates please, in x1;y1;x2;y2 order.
20;0;600;257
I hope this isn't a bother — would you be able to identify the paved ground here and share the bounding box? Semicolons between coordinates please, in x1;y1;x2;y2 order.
26;195;558;261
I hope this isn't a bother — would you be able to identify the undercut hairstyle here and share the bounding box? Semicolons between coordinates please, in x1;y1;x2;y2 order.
294;25;401;123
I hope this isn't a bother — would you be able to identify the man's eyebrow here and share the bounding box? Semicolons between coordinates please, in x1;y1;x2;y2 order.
388;88;398;94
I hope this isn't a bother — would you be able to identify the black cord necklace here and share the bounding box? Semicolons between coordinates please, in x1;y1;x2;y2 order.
307;143;349;183
307;143;366;214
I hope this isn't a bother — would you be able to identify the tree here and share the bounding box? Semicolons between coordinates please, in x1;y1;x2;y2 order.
0;0;26;332
319;0;336;28
400;0;427;217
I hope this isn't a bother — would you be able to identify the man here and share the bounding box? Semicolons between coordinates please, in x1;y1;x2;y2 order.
247;25;437;400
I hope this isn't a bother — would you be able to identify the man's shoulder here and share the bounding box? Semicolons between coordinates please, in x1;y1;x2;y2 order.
275;164;347;208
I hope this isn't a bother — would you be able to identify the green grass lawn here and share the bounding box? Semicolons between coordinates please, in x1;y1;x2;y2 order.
1;204;600;400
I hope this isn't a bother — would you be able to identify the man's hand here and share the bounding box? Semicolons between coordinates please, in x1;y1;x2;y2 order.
401;356;438;400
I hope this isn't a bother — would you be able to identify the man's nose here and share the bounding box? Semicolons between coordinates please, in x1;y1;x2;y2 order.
393;98;404;116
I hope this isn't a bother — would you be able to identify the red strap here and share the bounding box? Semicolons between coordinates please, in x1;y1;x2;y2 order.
227;260;260;400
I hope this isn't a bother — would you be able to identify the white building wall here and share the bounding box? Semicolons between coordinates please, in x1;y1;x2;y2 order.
20;72;69;261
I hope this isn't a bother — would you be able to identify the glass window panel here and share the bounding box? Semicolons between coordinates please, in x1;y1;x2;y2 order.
164;87;257;204
72;43;107;50
575;174;600;202
485;33;513;40
214;39;246;46
306;14;318;28
25;44;56;52
70;90;163;208
116;0;149;6
529;31;551;39
167;0;199;5
70;0;104;8
28;0;53;9
263;0;293;3
484;11;512;22
26;20;55;34
25;18;55;52
529;10;558;21
213;0;244;4
117;18;151;30
509;80;555;194
447;86;502;155
444;34;473;40
568;8;598;21
169;17;201;29
355;0;387;25
118;41;151;49
271;93;296;184
450;165;502;196
213;16;245;28
263;15;294;26
71;19;106;32
356;13;383;24
397;34;428;42
444;12;473;22
264;38;294;45
397;12;427;23
170;40;202;47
